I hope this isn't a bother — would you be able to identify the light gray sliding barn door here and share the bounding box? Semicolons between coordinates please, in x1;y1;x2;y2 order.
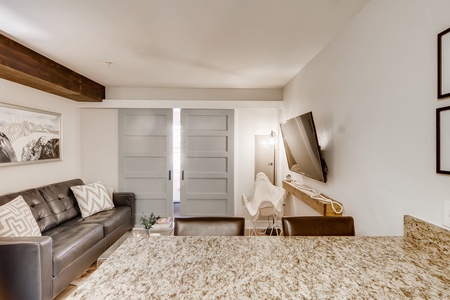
180;109;234;216
119;109;173;224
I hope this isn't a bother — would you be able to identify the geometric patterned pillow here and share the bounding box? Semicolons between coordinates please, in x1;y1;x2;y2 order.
70;182;115;218
0;195;42;237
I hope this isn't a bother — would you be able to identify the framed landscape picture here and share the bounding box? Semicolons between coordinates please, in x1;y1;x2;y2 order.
438;27;450;99
0;102;62;166
437;106;450;174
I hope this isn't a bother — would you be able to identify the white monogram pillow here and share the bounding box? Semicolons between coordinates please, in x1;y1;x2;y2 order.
0;195;41;237
71;182;114;218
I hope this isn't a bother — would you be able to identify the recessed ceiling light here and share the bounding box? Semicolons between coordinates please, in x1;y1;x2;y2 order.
98;60;113;67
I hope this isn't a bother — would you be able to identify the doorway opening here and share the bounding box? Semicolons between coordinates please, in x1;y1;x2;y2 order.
173;108;181;217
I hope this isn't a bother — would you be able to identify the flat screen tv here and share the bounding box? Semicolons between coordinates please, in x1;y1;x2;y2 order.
280;111;327;183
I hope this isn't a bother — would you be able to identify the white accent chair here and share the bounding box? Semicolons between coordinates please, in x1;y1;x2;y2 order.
242;172;286;236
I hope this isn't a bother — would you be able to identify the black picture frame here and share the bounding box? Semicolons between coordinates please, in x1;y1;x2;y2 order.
438;27;450;99
437;106;450;174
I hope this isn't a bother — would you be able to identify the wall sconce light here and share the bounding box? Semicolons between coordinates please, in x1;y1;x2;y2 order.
270;130;276;145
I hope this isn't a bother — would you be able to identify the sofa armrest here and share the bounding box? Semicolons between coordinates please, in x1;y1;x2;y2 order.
113;192;135;207
113;192;135;225
0;236;53;300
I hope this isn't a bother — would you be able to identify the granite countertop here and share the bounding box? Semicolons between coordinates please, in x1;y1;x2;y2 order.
68;216;450;299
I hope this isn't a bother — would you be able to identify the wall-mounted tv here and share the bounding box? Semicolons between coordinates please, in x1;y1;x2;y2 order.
280;111;327;183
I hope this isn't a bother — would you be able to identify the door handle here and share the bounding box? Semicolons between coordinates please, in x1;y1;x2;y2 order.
169;170;172;180
268;162;273;166
182;170;184;180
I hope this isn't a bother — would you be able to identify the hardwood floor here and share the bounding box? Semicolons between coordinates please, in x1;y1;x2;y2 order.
54;285;76;300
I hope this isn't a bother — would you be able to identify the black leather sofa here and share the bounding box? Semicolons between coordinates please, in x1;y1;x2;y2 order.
0;179;135;300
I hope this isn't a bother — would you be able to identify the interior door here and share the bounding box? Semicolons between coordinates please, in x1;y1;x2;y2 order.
118;109;173;224
180;109;234;216
255;135;275;184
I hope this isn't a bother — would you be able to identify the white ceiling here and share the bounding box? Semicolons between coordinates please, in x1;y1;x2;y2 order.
0;0;369;89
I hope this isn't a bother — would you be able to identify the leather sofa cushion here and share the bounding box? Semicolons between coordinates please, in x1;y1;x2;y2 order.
0;188;58;232
44;223;103;276
80;206;132;236
39;179;83;225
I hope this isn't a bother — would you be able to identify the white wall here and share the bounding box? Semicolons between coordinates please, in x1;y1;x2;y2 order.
235;108;281;217
80;109;118;189
0;79;82;195
281;0;450;235
106;87;282;101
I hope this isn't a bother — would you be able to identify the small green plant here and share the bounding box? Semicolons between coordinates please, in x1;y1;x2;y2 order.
139;212;160;235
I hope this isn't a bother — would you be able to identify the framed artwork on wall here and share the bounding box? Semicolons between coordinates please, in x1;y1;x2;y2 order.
438;27;450;99
437;106;450;174
0;102;62;166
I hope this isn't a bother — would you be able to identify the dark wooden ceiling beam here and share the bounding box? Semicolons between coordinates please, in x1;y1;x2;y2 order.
0;34;105;102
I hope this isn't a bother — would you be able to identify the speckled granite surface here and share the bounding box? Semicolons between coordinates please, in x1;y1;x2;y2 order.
404;215;450;258
68;216;450;300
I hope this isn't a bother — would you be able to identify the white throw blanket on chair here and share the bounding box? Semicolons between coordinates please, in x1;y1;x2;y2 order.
242;172;286;224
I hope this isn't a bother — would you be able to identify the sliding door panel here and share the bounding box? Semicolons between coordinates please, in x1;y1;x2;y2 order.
119;109;173;224
184;199;228;215
180;109;234;216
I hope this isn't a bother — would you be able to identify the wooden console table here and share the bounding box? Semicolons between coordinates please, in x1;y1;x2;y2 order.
282;181;342;216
